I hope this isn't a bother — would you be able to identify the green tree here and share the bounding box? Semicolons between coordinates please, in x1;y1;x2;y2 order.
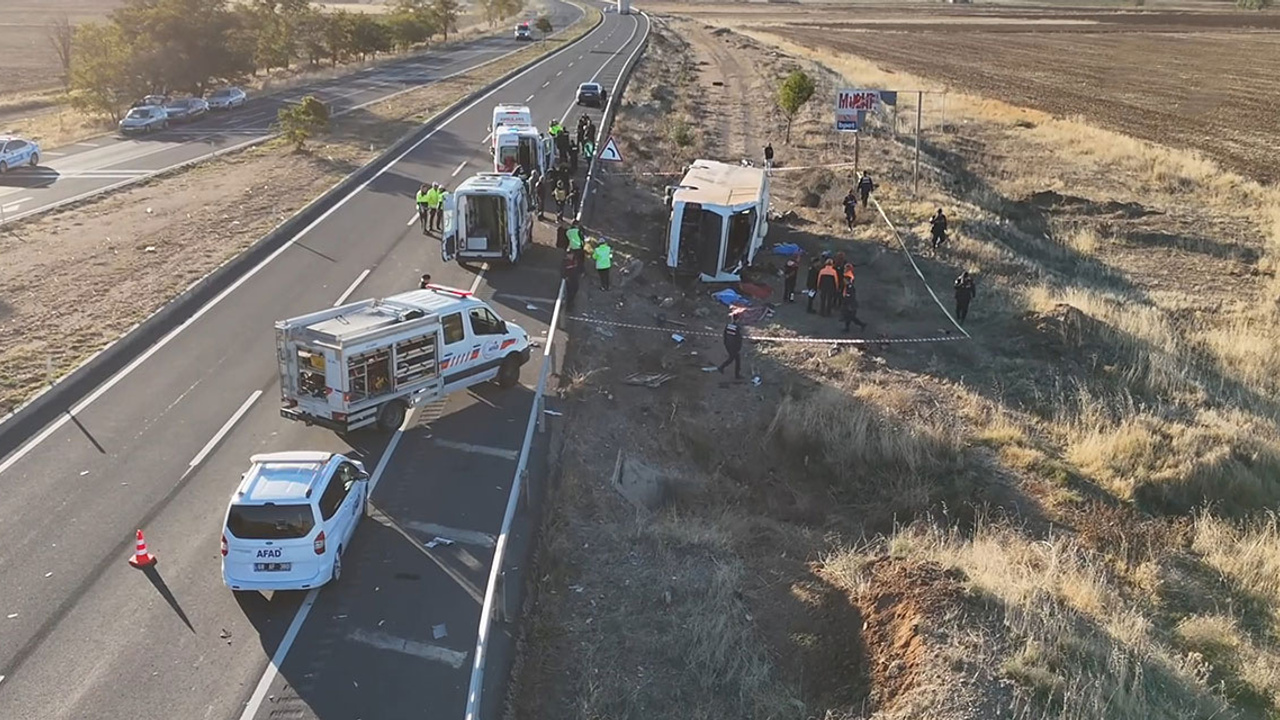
68;22;140;120
480;0;523;26
296;9;330;66
430;0;460;42
277;95;330;151
110;0;252;94
534;16;552;41
1236;0;1272;8
776;69;815;143
322;10;356;66
350;14;391;61
388;10;433;51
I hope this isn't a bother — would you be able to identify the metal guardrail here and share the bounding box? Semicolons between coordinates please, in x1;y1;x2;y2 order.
461;9;652;720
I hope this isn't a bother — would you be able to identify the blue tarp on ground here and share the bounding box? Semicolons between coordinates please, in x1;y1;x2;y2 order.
771;243;802;256
713;288;747;306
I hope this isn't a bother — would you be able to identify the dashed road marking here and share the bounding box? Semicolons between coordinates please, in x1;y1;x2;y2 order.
188;391;261;468
334;268;371;306
452;160;467;177
404;521;497;549
432;439;518;461
525;93;535;102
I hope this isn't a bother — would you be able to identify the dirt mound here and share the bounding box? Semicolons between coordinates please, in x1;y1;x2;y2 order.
856;559;967;712
1026;189;1161;220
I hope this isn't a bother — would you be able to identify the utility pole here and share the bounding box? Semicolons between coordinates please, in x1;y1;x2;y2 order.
913;91;922;196
854;131;860;174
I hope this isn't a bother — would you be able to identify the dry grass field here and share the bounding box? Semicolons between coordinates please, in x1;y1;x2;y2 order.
653;3;1280;185
0;1;118;99
509;6;1280;720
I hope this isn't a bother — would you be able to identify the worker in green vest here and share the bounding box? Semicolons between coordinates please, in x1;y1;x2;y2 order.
592;236;613;291
415;183;432;234
425;183;446;233
566;220;585;266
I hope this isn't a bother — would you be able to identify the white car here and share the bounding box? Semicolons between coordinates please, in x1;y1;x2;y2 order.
0;135;40;173
119;105;169;135
207;86;247;110
221;451;368;592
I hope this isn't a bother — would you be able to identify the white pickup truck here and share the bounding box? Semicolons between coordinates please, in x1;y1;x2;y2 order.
276;286;531;433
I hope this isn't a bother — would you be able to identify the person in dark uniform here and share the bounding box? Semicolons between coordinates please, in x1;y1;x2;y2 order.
764;142;774;170
842;189;858;230
419;273;431;289
954;271;976;324
817;259;840;317
857;171;875;208
805;256;823;314
561;250;583;308
569;179;581;217
841;282;867;333
533;172;547;219
717;313;744;379
930;209;949;250
782;258;799;302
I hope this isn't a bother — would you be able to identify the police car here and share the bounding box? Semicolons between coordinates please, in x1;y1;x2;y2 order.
0;135;41;173
221;451;368;592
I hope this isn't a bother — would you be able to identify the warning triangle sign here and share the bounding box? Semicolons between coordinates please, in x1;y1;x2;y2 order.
598;136;623;162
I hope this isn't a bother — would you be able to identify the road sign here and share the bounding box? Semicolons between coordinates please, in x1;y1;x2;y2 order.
836;89;879;131
598;136;623;162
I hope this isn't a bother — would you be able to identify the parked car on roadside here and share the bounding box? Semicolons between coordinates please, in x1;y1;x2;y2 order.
206;87;247;110
163;97;209;124
131;94;169;109
118;105;169;135
0;135;41;173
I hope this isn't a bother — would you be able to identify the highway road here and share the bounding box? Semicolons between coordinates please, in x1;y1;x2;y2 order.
0;1;582;227
0;5;648;719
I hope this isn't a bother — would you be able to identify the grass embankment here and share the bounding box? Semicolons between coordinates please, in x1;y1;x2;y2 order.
510;16;1280;720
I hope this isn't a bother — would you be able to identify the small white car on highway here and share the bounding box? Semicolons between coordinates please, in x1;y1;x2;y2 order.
0;135;41;173
118;105;169;135
221;451;368;592
206;86;247;110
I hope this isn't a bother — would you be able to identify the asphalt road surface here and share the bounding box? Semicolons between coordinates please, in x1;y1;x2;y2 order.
0;1;582;227
0;6;648;720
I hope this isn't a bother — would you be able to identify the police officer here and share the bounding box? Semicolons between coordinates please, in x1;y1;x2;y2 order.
782;258;799;302
592;236;613;291
419;273;432;289
843;189;858;230
857;171;875;208
930;209;949;249
566;220;586;266
553;180;569;221
841;281;867;333
569;178;582;217
954;271;976;325
533;171;547;219
716;312;744;379
427;182;446;232
561;250;583;308
415;183;432;235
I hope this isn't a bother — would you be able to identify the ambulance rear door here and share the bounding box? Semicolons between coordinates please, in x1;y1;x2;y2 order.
441;192;458;262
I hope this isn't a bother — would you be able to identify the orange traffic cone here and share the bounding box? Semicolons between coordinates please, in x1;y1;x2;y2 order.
129;529;157;568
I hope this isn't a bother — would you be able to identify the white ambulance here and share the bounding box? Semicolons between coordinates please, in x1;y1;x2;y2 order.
492;123;553;176
276;286;531;433
441;173;534;265
490;104;533;134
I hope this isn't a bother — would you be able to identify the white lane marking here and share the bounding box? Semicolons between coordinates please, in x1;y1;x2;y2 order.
407;212;421;227
1;196;31;211
567;62;574;67
347;628;468;669
468;263;488;294
71;142;100;148
451;160;467;177
40;152;65;158
0;16;608;477
236;589;320;720
525;93;536;102
541;81;549;88
188;391;261;468
432;439;518;461
578;55;583;59
237;408;409;720
404;521;496;548
555;70;563;76
494;292;556;304
334;268;371;306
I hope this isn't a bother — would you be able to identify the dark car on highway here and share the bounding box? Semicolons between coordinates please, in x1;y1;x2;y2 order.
163;97;209;124
576;82;607;108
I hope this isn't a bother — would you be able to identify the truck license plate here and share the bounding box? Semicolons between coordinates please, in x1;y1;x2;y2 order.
254;562;291;572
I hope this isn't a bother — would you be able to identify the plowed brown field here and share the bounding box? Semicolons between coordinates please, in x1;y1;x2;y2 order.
765;10;1280;184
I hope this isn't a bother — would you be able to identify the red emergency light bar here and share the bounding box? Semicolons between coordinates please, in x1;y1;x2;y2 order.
424;283;473;297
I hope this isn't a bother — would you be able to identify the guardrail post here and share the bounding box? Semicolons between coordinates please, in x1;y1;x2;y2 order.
519;466;531;509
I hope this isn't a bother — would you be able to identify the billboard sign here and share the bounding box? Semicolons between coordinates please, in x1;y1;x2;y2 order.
836;89;879;131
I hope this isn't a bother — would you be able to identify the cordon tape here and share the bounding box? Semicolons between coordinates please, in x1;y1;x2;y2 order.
566;315;968;346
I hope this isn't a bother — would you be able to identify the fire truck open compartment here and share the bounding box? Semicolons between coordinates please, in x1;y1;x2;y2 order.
463;194;508;253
